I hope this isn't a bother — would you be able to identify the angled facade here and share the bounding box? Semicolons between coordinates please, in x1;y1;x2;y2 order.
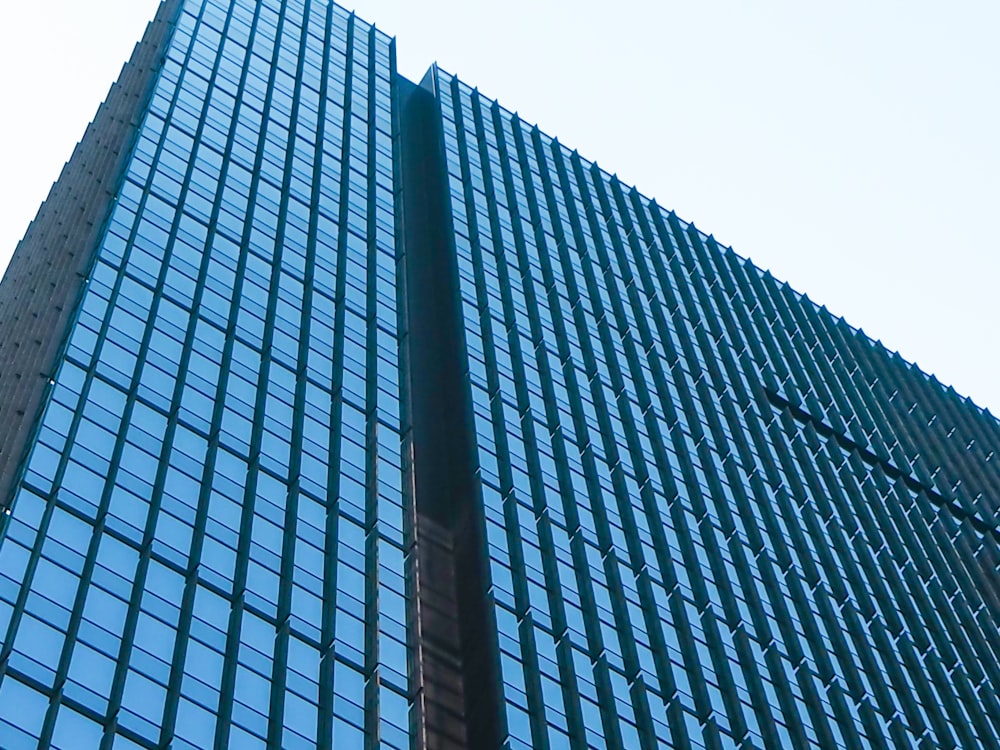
0;1;998;750
0;3;409;748
423;70;1000;750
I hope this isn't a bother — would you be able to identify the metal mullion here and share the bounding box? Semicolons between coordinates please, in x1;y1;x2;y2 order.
360;23;390;750
903;503;968;649
722;259;796;400
590;178;701;747
889;363;999;517
891;631;956;747
806;570;886;745
4;666;151;748
795;427;886;690
605;190;679;417
744;481;818;730
96;3;254;742
768;419;842;595
924;646;995;749
447;88;518;526
615;204;687;371
656;229;751;456
711;500;804;749
785;291;882;442
850;343;958;500
682;238;759;413
583;193;729;743
7;2;208;745
832;453;929;743
873;483;949;646
152;2;274;743
678;230;730;319
740;271;821;411
722;421;814;747
0;0;193;681
488;101;585;750
847;462;917;641
822;458;881;627
826;321;907;452
553;145;655;746
699;404;795;748
456;90;549;750
130;1;274;745
488;105;560;514
898;558;990;745
0;377;103;683
426;75;517;748
736;411;795;568
330;28;373;724
552;156;634;604
507;116;602;750
767;282;841;421
686;381;770;742
762;417;856;749
925;515;1000;672
867;476;987;747
878;351;998;502
673;228;723;348
809;317;891;444
387;36;422;750
711;250;775;383
211;1;294;743
527;127;624;750
443;80;500;450
548;148;653;748
582;163;745;748
660;222;725;354
249;3;320;747
915;512;1000;676
807;440;908;743
685;311;737;419
315;5;349;747
673;232;732;379
647;217;729;436
609;197;719;524
695;237;747;322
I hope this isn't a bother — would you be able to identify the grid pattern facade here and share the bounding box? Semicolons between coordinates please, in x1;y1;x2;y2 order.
0;0;181;513
432;69;1000;750
1;2;999;749
0;1;410;748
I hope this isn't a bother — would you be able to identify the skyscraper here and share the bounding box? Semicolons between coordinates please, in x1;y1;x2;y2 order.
0;1;997;749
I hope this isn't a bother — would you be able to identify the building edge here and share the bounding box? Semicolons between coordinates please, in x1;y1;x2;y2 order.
0;0;185;512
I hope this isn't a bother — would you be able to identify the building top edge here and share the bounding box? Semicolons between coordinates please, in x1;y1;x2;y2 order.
427;62;996;423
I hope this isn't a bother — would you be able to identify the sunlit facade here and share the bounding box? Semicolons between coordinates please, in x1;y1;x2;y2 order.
0;1;408;747
429;68;1000;750
0;1;998;749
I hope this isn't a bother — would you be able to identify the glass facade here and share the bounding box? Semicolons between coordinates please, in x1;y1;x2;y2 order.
1;2;998;750
0;1;409;748
432;69;1000;750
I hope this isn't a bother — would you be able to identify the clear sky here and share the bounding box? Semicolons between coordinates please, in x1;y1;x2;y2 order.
2;0;997;414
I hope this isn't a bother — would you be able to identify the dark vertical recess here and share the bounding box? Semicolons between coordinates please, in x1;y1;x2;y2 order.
397;69;501;750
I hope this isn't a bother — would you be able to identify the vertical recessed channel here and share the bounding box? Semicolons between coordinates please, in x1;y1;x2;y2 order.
397;68;502;750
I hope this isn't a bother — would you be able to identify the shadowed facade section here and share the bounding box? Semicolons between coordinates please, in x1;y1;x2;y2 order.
398;70;502;750
0;0;184;511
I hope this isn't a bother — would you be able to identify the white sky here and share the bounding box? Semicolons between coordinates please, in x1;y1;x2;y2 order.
2;0;997;414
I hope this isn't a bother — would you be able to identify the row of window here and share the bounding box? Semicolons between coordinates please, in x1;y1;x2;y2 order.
0;2;410;749
436;66;999;750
